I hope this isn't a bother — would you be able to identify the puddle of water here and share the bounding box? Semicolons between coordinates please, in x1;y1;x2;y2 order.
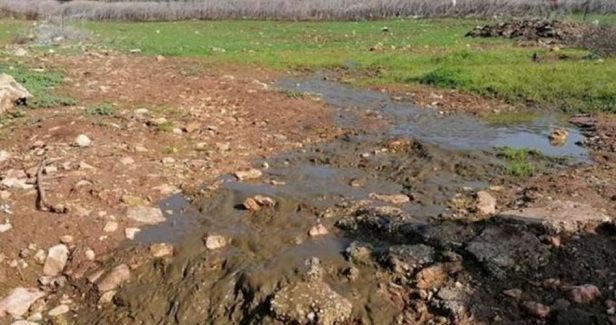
277;77;589;163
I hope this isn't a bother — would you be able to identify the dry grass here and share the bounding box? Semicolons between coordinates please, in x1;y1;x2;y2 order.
574;24;616;57
0;0;615;21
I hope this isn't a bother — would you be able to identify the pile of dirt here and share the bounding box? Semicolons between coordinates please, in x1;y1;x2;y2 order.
466;20;588;43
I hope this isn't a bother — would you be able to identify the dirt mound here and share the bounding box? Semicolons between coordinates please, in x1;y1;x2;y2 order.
466;20;588;42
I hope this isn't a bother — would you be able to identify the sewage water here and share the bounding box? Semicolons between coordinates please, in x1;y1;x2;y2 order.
86;78;592;324
277;77;588;163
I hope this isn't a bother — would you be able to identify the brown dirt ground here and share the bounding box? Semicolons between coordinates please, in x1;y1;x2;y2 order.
0;54;339;301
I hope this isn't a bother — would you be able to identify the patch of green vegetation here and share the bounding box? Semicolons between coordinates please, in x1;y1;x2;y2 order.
161;146;176;154
85;103;117;116
497;147;541;161
505;161;535;177
0;20;30;45
280;89;306;99
417;67;472;88
68;18;616;113
156;121;173;133
0;64;76;109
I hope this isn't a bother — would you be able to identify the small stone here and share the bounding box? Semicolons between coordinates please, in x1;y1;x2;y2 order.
120;157;134;165
126;206;165;225
121;195;149;206
162;157;176;165
13;321;39;325
133;108;149;116
152;184;180;195
243;195;276;211
34;250;46;264
134;145;148;153
59;235;73;244
103;221;118;233
475;190;496;215
547;236;561;248
98;290;116;304
124;228;141;240
14;48;28;57
85;249;96;261
204;234;227;250
78;161;95;170
48;304;69;316
0;190;11;200
234;169;263;181
343;267;360;282
0;150;10;162
43;244;69;276
568;284;601;304
32;140;45;149
97;264;130;292
150;243;174;258
74;134;92;147
27;312;43;321
416;264;448;289
172;128;183;134
148;117;168;126
43;165;57;175
1;178;32;190
156;55;165;62
522;301;550;318
308;224;329;237
369;193;411;204
503;288;523;299
0;223;12;233
184;122;201;133
0;287;45;317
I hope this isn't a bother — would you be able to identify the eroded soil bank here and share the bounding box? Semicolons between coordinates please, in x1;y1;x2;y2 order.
45;76;616;324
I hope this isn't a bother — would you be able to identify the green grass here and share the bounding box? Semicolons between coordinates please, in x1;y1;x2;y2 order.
505;161;535;177
0;64;76;109
496;147;543;177
0;20;29;45
497;147;541;161
2;17;616;112
155;121;173;133
85;103;117;116
73;18;616;113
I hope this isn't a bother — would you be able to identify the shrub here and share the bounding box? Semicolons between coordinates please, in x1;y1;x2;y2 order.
85;103;117;116
573;25;616;57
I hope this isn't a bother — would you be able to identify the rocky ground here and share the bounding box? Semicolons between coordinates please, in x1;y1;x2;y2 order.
0;47;616;325
0;52;338;324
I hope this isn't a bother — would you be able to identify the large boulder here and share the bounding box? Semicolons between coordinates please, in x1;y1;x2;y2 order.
0;74;32;114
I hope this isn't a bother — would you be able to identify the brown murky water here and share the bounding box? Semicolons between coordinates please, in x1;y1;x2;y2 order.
76;79;600;325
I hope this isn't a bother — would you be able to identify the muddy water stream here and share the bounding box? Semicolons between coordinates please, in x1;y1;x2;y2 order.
80;78;589;324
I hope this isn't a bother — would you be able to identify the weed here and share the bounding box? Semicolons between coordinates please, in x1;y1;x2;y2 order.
280;89;306;99
505;161;535;177
156;121;173;133
496;147;542;177
161;146;176;154
85;103;117;116
0;64;76;108
497;147;541;161
417;67;472;88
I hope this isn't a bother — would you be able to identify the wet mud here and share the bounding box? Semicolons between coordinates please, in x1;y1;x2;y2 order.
71;78;615;325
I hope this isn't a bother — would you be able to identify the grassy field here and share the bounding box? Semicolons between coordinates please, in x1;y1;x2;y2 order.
2;17;616;112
